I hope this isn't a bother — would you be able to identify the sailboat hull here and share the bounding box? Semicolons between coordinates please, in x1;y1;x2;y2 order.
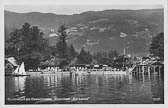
5;74;30;76
12;74;30;76
5;73;13;76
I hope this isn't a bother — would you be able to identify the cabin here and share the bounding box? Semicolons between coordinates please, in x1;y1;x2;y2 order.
5;60;14;72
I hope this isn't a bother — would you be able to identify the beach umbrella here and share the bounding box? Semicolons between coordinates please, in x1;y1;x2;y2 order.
94;65;99;67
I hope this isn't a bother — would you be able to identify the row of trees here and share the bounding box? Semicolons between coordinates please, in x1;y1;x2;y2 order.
6;23;48;69
5;23;99;70
5;23;78;70
93;51;118;66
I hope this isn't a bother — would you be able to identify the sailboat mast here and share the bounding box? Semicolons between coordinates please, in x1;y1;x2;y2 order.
13;65;19;75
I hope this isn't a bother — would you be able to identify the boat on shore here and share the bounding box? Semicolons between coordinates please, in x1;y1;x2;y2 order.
40;71;70;75
38;69;128;75
69;70;128;75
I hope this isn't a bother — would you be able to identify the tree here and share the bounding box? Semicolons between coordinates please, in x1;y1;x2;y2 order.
6;23;48;70
55;25;70;69
68;44;78;60
77;47;92;64
107;50;118;66
149;32;164;61
6;28;22;58
93;50;119;66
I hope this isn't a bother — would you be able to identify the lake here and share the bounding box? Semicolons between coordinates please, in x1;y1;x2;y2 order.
5;72;164;104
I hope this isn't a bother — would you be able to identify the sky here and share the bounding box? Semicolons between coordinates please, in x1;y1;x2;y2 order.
5;5;163;15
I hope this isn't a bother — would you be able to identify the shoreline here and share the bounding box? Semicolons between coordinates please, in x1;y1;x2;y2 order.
28;70;128;75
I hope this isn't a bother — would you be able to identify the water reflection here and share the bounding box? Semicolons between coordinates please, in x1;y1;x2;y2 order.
5;72;164;104
5;76;26;99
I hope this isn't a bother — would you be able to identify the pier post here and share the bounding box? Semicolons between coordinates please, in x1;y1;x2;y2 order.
147;66;150;79
142;72;145;82
154;66;156;75
158;66;160;75
136;65;138;74
140;65;142;73
145;66;147;74
142;65;144;75
136;65;138;72
148;66;150;75
138;65;140;73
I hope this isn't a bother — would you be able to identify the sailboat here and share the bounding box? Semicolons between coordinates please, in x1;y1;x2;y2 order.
12;62;30;76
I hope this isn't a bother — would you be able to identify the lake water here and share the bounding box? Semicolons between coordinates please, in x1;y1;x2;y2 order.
5;72;164;104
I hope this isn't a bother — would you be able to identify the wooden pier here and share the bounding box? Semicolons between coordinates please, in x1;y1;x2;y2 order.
130;61;163;75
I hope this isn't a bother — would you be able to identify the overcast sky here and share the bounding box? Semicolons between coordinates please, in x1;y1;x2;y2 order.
5;5;163;15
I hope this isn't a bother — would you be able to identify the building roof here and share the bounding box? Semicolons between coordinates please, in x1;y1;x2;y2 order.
5;57;18;66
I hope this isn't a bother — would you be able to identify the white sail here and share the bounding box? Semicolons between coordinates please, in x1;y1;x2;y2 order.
13;65;19;75
18;62;26;75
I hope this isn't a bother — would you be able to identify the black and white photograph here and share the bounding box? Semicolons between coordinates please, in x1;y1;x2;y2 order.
2;0;167;105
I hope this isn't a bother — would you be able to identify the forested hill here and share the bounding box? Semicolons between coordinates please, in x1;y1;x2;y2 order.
5;9;163;56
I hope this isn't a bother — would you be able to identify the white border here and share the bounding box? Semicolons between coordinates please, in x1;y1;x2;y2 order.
0;0;168;108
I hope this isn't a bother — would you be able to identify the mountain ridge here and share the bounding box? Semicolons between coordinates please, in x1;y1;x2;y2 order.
5;9;163;56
